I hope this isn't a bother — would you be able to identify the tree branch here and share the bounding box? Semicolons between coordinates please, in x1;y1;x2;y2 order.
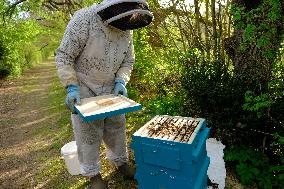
2;0;28;24
5;0;28;16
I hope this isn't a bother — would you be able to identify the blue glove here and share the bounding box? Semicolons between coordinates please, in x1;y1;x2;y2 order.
114;79;128;97
65;85;81;113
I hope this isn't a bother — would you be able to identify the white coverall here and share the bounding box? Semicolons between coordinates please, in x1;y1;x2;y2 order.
55;4;135;177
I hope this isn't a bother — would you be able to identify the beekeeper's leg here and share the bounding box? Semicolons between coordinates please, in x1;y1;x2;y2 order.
70;82;106;177
103;114;128;165
71;114;104;177
103;114;135;178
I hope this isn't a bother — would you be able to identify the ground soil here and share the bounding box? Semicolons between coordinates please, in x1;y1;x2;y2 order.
0;62;59;188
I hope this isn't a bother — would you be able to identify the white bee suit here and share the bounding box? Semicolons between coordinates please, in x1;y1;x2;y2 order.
55;0;151;176
56;7;135;95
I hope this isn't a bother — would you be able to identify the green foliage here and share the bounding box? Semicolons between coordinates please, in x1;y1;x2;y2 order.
128;29;159;102
0;0;75;78
225;146;284;188
129;28;184;117
211;2;284;187
178;44;283;188
146;92;186;116
179;49;240;128
243;91;272;118
230;0;283;60
271;134;284;158
0;19;42;77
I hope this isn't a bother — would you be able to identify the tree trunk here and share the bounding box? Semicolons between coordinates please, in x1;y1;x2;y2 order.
211;0;217;58
205;0;210;60
224;0;284;93
217;2;222;59
194;0;201;46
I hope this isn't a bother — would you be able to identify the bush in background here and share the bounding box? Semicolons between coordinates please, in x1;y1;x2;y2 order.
0;20;45;78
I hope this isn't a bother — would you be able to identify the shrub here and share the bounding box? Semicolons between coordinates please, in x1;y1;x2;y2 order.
225;146;284;189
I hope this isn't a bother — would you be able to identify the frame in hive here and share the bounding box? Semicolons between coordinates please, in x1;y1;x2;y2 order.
133;115;204;144
74;94;142;122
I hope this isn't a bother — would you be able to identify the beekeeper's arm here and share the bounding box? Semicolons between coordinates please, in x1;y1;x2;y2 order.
55;10;89;87
55;10;89;111
114;37;135;97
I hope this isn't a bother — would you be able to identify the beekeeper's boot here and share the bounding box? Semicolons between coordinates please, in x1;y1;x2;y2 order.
86;174;108;189
117;163;136;179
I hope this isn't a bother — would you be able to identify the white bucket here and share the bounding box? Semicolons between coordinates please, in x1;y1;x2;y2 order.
61;141;81;175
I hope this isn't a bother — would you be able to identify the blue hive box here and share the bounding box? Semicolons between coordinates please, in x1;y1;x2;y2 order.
131;115;210;189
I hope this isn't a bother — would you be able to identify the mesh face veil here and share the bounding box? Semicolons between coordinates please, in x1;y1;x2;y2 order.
96;0;153;30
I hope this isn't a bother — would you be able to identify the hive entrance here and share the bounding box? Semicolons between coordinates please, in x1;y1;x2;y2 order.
139;116;200;143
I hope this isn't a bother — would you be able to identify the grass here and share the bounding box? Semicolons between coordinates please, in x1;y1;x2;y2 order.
32;73;88;189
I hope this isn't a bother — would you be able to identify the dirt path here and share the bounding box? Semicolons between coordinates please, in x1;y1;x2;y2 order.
0;62;69;188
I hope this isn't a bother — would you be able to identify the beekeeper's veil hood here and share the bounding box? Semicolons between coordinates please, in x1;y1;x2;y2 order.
96;0;153;31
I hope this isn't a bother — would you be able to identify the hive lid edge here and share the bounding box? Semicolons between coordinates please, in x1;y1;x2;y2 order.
187;119;206;144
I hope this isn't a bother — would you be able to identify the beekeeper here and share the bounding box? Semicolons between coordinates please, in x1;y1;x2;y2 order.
55;0;152;188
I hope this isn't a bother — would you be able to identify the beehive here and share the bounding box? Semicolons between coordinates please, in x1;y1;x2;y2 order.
131;115;210;189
